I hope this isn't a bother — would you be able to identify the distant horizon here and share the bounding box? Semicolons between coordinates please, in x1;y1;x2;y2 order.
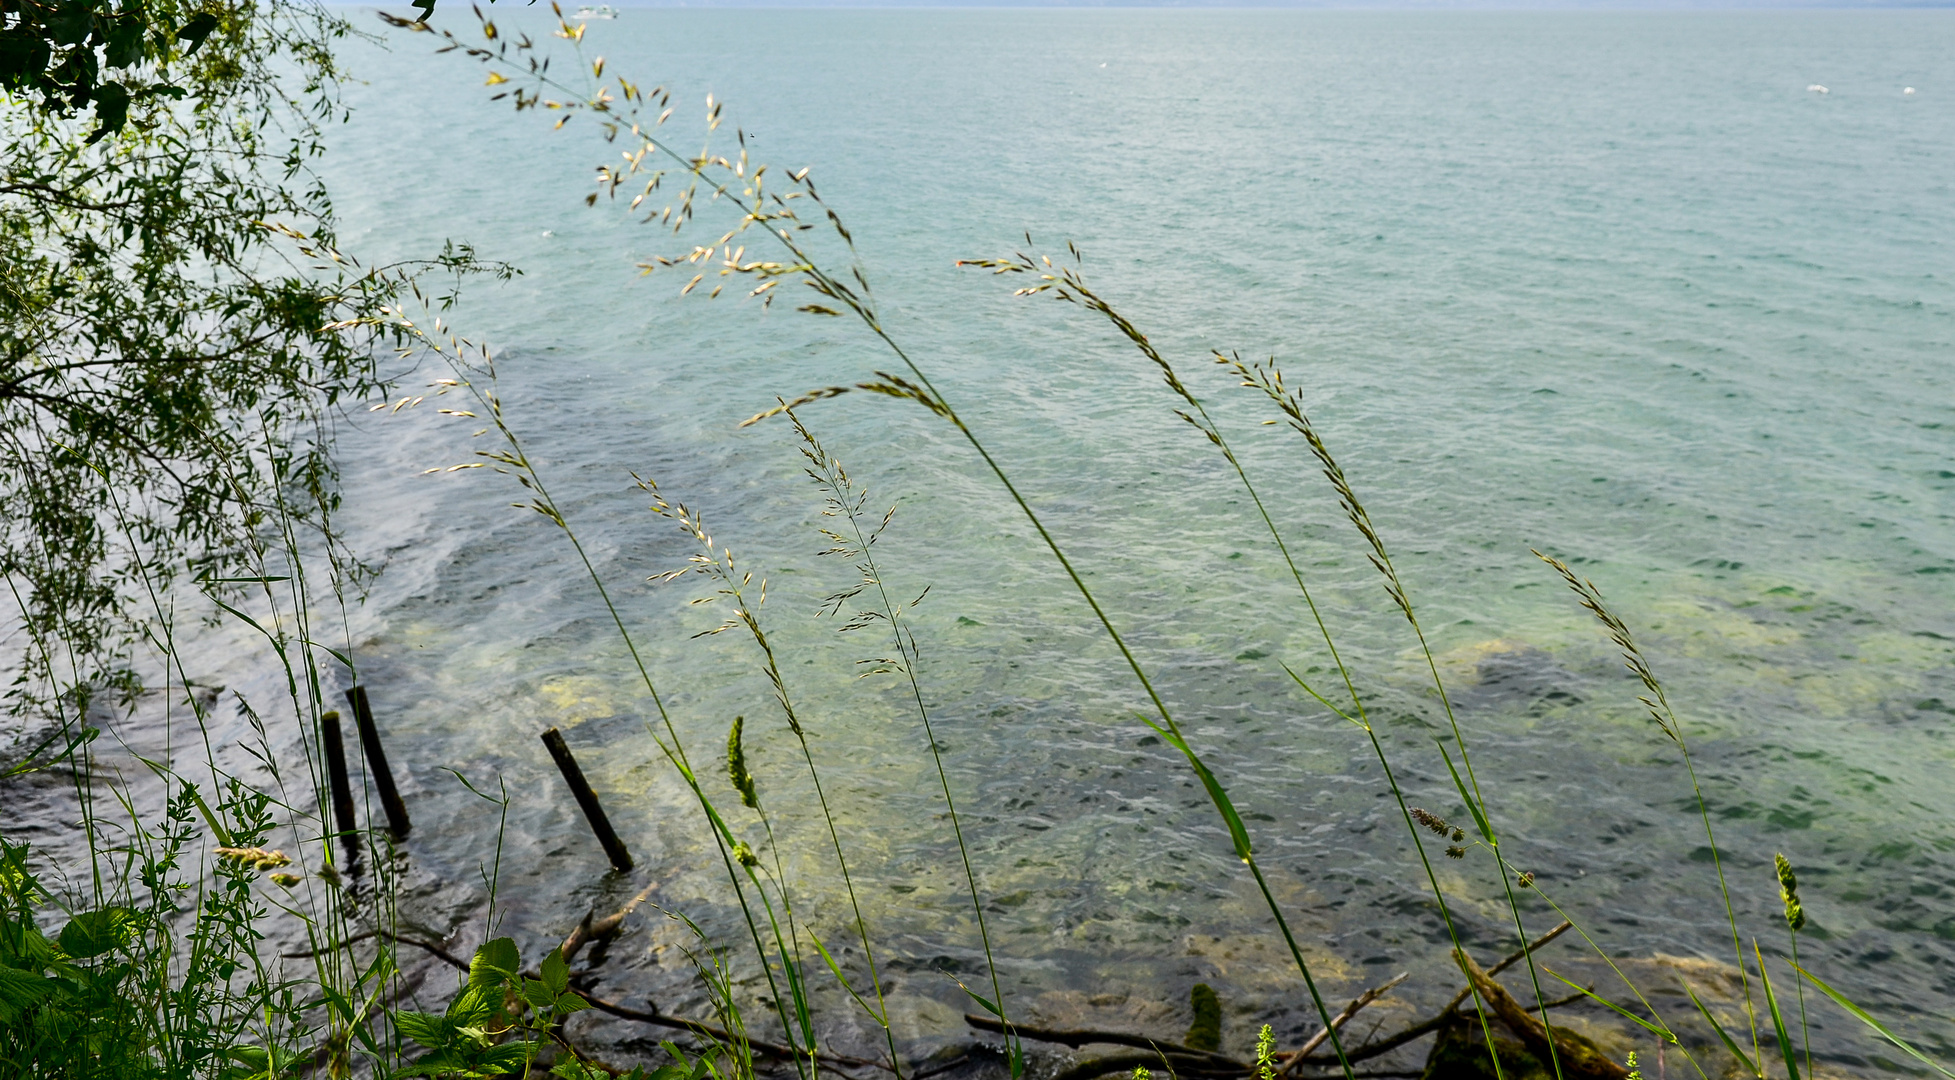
340;0;1955;9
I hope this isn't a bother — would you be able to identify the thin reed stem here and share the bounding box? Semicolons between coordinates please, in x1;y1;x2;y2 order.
1534;551;1763;1073
955;252;1517;1077
789;406;1016;1060
661;498;903;1078
1212;351;1570;1076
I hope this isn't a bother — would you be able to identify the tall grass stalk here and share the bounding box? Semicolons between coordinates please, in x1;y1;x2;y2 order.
391;14;1358;1067
1774;854;1811;1078
786;405;1015;1064
1535;550;1764;1073
655;492;901;1076
1221;352;1570;1078
957;249;1530;1076
726;713;823;1073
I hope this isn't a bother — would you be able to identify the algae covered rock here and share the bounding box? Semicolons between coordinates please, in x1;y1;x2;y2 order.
1184;983;1222;1052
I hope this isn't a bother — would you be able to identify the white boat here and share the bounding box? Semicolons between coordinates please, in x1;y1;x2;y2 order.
575;4;618;19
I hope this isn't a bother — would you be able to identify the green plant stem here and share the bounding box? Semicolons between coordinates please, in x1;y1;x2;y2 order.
793;411;1016;1060
699;550;903;1078
1789;931;1810;1078
1013;274;1514;1077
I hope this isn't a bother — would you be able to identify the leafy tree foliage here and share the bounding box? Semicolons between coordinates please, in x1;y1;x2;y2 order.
1;0;223;141
1;0;497;710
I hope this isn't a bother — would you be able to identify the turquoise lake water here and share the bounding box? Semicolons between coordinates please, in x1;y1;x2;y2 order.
302;8;1953;1071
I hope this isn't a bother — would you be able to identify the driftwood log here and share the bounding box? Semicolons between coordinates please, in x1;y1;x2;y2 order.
1454;950;1628;1080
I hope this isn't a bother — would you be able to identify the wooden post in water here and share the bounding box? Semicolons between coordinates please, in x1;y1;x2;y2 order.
320;709;359;859
540;726;633;872
344;686;411;839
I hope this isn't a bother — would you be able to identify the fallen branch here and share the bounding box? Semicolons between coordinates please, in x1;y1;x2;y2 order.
1278;972;1409;1076
580;991;892;1077
1440;920;1573;1017
1331;986;1592;1066
963;1014;1242;1067
282;928;471;970
562;879;660;964
1455;949;1627;1080
973;921;1581;1073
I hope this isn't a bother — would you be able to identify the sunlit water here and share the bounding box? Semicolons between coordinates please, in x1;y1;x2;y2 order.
37;8;1955;1073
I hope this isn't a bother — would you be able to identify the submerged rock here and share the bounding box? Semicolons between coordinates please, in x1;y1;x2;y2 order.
1421;1018;1551;1080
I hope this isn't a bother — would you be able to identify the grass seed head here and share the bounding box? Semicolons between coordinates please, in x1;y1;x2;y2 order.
727;715;759;809
1775;852;1806;931
1410;807;1456;839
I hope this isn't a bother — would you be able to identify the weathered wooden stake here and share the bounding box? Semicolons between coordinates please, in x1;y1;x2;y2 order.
541;726;633;872
320;709;359;858
344;685;411;839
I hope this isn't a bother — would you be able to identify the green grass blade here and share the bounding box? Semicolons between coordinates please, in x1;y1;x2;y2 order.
1280;663;1360;728
1789;962;1955;1079
1686;981;1759;1077
1540;966;1675;1042
808;926;884;1024
1754;946;1800;1080
1435;742;1494;845
945;972;1007;1021
1142;715;1252;861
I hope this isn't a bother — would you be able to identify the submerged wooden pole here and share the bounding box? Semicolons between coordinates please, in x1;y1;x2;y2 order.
320;709;359;858
344;685;411;839
540;726;633;872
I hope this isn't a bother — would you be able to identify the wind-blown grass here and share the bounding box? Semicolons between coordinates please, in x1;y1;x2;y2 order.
18;9;1946;1077
359;11;1955;1080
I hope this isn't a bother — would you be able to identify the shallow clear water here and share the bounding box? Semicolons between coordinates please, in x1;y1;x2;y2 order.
270;7;1955;1070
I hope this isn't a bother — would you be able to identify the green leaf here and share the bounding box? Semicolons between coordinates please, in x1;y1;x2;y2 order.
58;908;134;959
1755;947;1800;1080
0;966;56;1016
226;1045;271;1070
446;982;494;1027
1685;981;1759;1077
943;971;1004;1020
1143;715;1252;861
468;937;519;993
318;984;356;1023
48;2;94;46
1790;962;1955;1079
103;20;146;68
541;945;570;995
1540;966;1674;1042
164;780;234;847
480;1041;537;1069
807;926;883;1023
555;991;590;1016
392;1009;450;1049
521;978;557;1011
85;81;131;143
1281;663;1360;728
175;11;217;52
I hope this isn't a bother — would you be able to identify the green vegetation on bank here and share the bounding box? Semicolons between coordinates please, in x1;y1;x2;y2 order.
2;6;1950;1079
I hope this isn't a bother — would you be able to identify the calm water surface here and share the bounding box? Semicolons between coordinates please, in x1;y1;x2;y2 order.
176;7;1955;1070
